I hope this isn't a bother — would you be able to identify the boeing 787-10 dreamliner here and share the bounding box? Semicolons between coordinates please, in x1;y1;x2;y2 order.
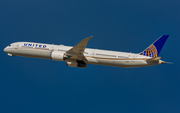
4;35;169;68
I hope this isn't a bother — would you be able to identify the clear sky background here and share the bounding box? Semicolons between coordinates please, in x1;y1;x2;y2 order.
0;0;180;113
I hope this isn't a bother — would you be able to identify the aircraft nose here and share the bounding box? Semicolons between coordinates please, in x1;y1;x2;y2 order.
4;47;8;53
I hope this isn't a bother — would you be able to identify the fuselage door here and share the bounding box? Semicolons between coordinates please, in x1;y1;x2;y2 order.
49;47;54;51
15;44;19;49
91;51;95;56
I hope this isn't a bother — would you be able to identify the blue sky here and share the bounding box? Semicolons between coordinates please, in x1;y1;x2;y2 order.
0;0;180;113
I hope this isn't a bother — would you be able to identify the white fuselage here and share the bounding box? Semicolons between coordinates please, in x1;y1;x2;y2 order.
4;42;165;68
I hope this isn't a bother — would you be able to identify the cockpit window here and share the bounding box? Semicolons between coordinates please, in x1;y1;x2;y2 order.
8;45;11;47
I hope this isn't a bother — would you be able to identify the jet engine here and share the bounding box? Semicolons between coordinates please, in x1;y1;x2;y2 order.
66;60;87;68
51;51;66;61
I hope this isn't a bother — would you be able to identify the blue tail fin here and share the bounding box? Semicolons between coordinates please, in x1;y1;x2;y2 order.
140;35;169;57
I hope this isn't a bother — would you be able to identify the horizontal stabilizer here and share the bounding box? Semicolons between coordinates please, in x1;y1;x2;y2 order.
147;57;161;61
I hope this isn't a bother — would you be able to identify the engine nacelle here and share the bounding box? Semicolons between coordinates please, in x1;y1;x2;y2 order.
51;51;65;61
66;60;87;68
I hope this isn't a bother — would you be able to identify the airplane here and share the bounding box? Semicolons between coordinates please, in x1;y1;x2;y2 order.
4;35;169;68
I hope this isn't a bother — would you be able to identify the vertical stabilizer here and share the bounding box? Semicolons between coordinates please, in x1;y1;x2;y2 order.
140;35;169;57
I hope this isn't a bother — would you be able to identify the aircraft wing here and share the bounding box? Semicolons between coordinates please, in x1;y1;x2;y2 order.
66;36;92;60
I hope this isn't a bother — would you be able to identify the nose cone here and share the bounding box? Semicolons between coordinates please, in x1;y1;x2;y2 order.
4;47;8;53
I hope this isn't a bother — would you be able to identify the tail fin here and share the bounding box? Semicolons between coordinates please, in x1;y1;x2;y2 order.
140;35;169;57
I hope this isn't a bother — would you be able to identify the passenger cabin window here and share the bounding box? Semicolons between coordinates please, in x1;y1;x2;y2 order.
96;53;116;57
58;49;66;52
118;56;128;58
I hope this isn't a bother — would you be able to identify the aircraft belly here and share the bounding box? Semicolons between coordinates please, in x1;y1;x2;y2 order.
94;59;158;68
